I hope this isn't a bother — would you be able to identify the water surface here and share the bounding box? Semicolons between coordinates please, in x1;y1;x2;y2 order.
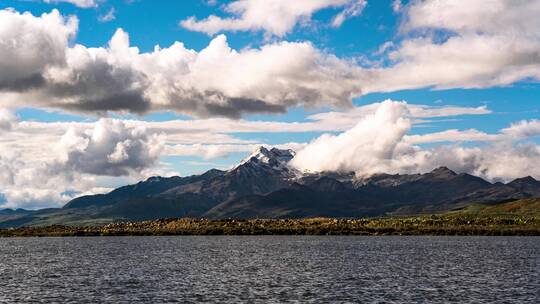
0;236;538;303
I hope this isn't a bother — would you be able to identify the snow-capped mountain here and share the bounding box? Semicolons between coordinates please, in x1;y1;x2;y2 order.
230;146;300;179
234;146;295;169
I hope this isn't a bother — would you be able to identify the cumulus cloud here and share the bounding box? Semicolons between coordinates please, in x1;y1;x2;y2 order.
291;100;540;182
0;153;94;209
139;34;363;117
181;0;367;37
0;118;163;209
43;0;98;8
1;5;539;118
291;100;413;174
0;9;77;91
365;0;540;92
52;118;164;176
180;0;540;94
501;120;540;139
0;8;364;118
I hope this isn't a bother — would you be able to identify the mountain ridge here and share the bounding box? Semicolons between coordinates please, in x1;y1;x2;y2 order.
1;146;539;227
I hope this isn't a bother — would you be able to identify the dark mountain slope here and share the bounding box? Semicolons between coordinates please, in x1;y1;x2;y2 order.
446;176;540;207
205;181;372;219
65;169;225;209
205;167;539;219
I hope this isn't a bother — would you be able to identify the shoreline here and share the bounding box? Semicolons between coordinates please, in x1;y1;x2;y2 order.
2;215;540;237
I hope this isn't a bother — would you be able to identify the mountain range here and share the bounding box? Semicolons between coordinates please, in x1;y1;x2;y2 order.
1;146;540;228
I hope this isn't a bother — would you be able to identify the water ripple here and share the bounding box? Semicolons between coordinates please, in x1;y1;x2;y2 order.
0;236;538;303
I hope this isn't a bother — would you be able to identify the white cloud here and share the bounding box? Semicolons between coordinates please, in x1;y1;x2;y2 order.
1;6;539;118
165;144;260;159
291;100;540;182
0;153;97;209
0;9;77;91
0;9;364;118
366;35;540;92
331;0;367;27
52;118;164;176
373;41;394;56
501;119;540;139
0;118;163;209
306;101;491;130
0;102;492;156
43;0;98;8
98;7;115;22
291;100;413;174
403;0;540;37
364;0;540;93
0;108;18;131
181;0;367;37
406;129;498;144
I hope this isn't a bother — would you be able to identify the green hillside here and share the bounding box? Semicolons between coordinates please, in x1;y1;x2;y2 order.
454;198;540;216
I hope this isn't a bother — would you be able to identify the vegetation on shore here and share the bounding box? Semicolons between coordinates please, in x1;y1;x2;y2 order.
2;199;539;237
1;214;539;237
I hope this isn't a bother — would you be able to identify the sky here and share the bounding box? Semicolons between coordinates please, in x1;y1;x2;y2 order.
1;0;540;209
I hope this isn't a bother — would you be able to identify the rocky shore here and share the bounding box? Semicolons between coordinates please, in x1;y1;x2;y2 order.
1;214;540;237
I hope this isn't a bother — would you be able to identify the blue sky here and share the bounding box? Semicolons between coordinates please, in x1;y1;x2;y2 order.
4;0;400;55
1;0;540;208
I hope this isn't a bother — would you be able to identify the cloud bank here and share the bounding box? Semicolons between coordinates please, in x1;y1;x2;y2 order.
365;0;540;92
0;118;163;209
1;4;540;118
0;9;363;118
291;101;540;182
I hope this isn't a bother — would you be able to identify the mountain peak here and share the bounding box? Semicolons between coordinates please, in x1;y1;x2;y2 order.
510;176;537;183
508;176;540;188
233;146;295;170
428;166;457;178
250;146;270;157
145;176;164;183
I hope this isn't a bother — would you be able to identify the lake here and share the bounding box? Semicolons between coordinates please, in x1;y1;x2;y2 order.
0;236;538;303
